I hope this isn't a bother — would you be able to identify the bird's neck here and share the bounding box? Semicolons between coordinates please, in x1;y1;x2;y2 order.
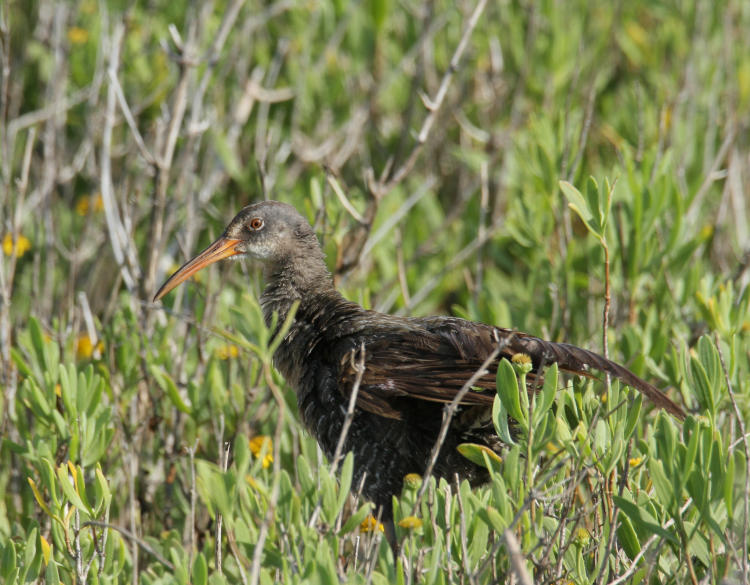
260;254;338;327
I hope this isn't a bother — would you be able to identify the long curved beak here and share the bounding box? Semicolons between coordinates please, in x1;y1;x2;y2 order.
153;236;243;302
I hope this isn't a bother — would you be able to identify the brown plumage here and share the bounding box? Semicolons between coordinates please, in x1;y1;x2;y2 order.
154;201;685;553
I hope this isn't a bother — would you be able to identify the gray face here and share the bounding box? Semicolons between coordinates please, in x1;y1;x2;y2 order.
224;201;314;263
153;201;318;301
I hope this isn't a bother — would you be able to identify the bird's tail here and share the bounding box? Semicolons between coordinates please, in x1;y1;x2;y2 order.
504;333;686;420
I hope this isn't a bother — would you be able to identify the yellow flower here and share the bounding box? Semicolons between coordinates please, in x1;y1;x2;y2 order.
249;436;273;468
216;344;239;360
403;473;422;490
398;515;422;530
76;193;103;216
76;197;90;216
2;233;31;257
68;26;89;44
629;457;643;467
360;515;384;533
76;335;103;360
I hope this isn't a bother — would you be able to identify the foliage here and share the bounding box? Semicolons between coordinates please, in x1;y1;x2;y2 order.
1;0;749;583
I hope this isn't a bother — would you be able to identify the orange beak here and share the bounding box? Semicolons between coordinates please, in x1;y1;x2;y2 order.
153;236;243;302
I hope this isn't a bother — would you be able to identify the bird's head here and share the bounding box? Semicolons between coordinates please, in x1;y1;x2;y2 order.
153;201;322;302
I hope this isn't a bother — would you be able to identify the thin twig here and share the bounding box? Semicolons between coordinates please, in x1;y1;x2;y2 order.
216;439;230;574
331;344;367;473
504;529;534;585
186;441;199;571
109;70;157;165
326;169;365;224
100;20;137;292
373;0;488;196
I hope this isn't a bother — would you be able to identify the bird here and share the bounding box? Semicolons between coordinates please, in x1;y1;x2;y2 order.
154;200;685;553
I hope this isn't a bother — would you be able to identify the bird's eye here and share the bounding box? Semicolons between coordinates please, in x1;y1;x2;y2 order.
249;218;264;230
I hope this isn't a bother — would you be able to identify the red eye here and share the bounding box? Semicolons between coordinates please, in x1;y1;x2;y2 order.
250;218;264;230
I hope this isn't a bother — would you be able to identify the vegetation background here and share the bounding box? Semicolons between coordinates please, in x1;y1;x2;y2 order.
1;0;749;583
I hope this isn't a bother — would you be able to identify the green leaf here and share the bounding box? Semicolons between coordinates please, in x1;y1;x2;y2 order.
709;438;725;504
151;365;192;414
503;445;521;497
689;350;715;417
335;452;354;518
368;0;389;33
94;466;112;513
623;393;642;439
648;458;676;511
55;464;91;514
492;396;515;445
654;413;677;469
602;426;624;476
560;180;598;237
320;468;337;524
457;443;502;471
21;525;41;583
533;363;558;426
585;176;601;229
192;552;208;585
29;317;47;371
297;455;315;494
725;449;735;519
58;363;77;419
613;495;678;545
617;512;641;559
340;504;372;535
45;554;60;585
197;461;235;519
681;418;700;479
11;347;33;378
477;506;507;533
79;365;104;415
496;359;526;428
1;539;17;581
697;335;721;390
26;379;52;418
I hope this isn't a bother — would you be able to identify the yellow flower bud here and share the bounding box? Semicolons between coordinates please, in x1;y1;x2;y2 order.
398;516;423;530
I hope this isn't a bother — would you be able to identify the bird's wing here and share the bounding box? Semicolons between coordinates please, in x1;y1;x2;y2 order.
337;317;685;421
337;319;523;420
